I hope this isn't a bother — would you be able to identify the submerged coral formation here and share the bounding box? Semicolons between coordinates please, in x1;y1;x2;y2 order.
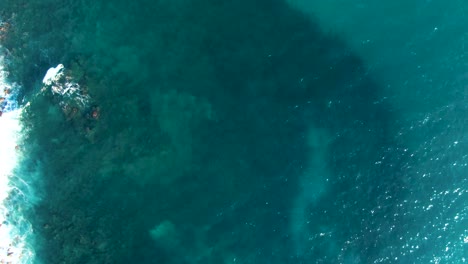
0;0;407;263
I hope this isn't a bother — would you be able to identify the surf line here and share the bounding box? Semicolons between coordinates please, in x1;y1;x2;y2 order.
0;52;35;263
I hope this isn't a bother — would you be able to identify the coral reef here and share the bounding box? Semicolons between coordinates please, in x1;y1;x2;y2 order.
1;0;402;263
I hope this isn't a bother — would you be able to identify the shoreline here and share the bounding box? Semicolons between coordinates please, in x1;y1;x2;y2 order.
0;53;34;263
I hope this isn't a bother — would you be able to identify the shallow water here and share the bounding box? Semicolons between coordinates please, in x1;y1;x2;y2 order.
0;0;466;263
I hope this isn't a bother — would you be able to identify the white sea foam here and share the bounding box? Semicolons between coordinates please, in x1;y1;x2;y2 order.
0;54;34;263
42;64;64;86
42;64;90;109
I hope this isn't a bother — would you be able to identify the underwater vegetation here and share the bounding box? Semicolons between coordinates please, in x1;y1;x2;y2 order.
0;0;408;263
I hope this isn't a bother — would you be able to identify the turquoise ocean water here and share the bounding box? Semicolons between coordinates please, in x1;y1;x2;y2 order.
0;0;466;263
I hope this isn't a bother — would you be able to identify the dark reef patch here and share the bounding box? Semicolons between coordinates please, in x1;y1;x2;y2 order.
1;0;405;263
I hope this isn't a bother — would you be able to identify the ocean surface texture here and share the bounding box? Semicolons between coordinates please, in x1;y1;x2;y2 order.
0;0;466;263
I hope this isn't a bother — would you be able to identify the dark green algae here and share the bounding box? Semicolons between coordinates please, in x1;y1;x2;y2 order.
0;0;406;263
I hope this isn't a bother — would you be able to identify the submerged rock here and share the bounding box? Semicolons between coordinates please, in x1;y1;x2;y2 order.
40;64;100;140
41;64;90;111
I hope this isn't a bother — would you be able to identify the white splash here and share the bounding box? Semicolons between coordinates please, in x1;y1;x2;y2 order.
42;64;90;109
0;54;34;263
42;64;64;86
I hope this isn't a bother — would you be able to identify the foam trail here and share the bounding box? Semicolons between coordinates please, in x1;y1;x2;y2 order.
0;54;34;263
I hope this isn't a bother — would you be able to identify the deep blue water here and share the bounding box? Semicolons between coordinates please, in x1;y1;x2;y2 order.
0;0;466;263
